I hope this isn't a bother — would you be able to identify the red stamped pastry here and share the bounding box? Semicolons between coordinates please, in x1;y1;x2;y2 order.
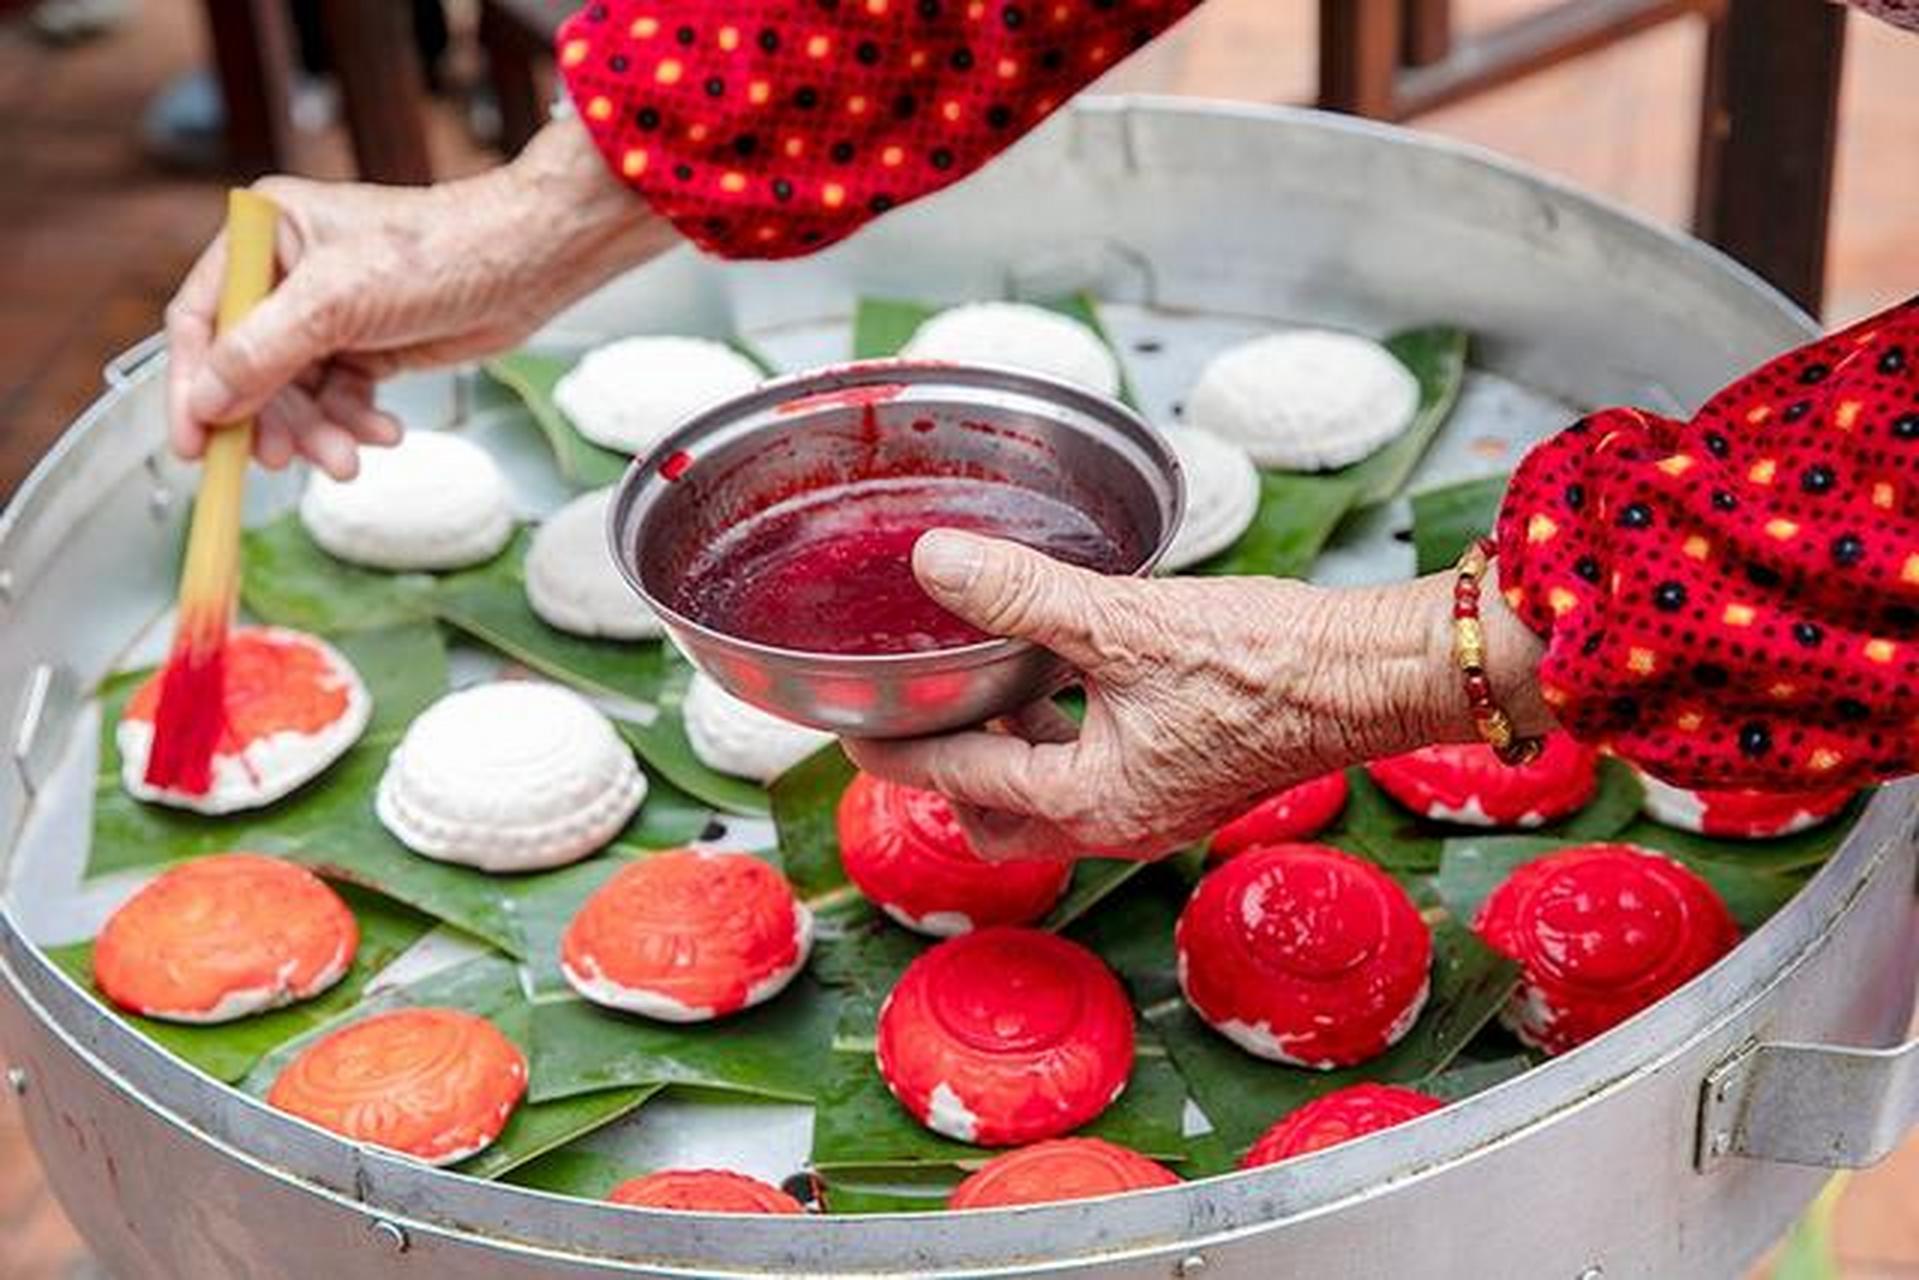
948;1137;1180;1209
876;927;1134;1147
1636;769;1853;839
837;772;1071;936
1176;843;1431;1068
608;1169;804;1214
1366;730;1599;828
1209;772;1350;860
1239;1083;1446;1168
117;626;370;814
1473;843;1738;1055
267;1007;527;1165
94;853;357;1023
561;849;812;1023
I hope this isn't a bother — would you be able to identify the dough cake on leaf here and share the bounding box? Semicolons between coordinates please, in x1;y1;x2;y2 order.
607;1169;804;1214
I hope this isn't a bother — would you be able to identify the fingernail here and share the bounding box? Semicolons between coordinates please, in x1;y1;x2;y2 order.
187;370;234;422
915;530;983;595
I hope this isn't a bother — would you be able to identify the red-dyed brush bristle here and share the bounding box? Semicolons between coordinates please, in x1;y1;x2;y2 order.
143;189;279;798
143;614;230;794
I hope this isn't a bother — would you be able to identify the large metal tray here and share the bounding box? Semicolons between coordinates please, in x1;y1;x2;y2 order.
2;98;1915;1278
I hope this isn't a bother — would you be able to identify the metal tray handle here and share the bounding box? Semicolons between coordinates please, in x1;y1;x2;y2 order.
1698;1038;1919;1171
102;333;167;392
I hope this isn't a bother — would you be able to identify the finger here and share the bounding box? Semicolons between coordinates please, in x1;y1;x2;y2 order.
187;267;347;426
913;531;1125;671
253;396;298;470
844;731;1074;817
164;232;228;459
996;699;1081;746
313;367;402;446
948;802;1080;862
298;417;363;481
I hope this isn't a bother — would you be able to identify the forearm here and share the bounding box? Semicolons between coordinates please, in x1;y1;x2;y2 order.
1301;571;1549;771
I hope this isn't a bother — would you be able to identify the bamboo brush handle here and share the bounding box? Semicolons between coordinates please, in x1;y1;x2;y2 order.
177;190;279;617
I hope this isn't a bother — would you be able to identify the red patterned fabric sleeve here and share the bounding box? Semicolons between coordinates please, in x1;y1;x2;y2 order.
1496;297;1919;790
554;0;1201;259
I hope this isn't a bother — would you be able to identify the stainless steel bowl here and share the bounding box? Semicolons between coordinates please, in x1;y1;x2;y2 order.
608;359;1183;736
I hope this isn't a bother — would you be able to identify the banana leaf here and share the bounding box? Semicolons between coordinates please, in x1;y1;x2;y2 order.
1410;472;1510;575
526;977;839;1105
40;884;432;1084
239;512;439;634
849;293;1138;407
482;351;630;489
1147;921;1518;1173
239;953;654;1179
809;1030;1190;1170
501;1148;633;1200
1331;757;1643;874
483;341;779;492
614;652;773;817
1194;327;1469;579
818;1165;964;1214
1434;832;1807;932
87;621;447;876
433;528;670;707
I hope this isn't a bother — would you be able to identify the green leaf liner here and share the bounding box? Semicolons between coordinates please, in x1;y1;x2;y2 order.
809;1032;1191;1171
482;340;778;493
482;352;630;489
1410;472;1510;575
41;884;433;1084
240;953;655;1179
849;293;1139;407
1611;800;1864;875
614;653;772;817
1147;921;1518;1173
433;528;670;707
1194;327;1469;579
239;513;438;634
818;1165;964;1214
1434;832;1809;933
526;977;840;1105
502;1148;635;1200
1330;757;1643;874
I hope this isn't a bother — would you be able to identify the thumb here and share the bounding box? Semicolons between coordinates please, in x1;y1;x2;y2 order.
187;270;346;425
913;530;1119;670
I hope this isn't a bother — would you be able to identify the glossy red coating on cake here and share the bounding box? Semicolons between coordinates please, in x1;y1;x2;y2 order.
837;773;1071;935
560;850;807;1019
94;853;357;1022
607;1169;804;1214
875;928;1134;1147
1473;843;1739;1056
1175;844;1431;1068
1209;772;1350;860
1636;769;1854;839
948;1138;1179;1209
123;626;356;748
267;1007;526;1165
1238;1084;1446;1168
1366;730;1599;827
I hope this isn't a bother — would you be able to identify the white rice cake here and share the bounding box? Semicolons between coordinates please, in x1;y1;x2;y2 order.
1187;329;1418;471
299;430;513;571
525;487;663;640
553;336;765;455
682;673;833;784
900;302;1122;398
1158;427;1261;572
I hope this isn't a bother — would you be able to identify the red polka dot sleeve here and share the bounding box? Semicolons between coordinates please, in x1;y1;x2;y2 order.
1496;297;1919;790
554;0;1201;259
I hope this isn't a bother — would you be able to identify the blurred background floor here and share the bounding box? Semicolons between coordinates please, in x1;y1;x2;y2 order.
1;1;1917;1277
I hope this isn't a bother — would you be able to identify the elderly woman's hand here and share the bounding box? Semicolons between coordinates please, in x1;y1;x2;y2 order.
164;118;672;479
845;531;1552;861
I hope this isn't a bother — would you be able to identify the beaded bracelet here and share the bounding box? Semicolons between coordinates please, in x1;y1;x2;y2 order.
1453;538;1544;767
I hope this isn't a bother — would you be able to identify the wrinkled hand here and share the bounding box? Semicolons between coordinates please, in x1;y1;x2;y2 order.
845;531;1548;861
164;119;672;478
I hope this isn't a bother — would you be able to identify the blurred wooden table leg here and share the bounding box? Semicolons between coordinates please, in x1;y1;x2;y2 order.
201;0;295;178
1693;0;1845;316
1320;0;1402;115
321;0;434;184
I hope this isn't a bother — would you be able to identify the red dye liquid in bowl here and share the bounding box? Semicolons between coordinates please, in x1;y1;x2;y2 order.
670;475;1134;654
